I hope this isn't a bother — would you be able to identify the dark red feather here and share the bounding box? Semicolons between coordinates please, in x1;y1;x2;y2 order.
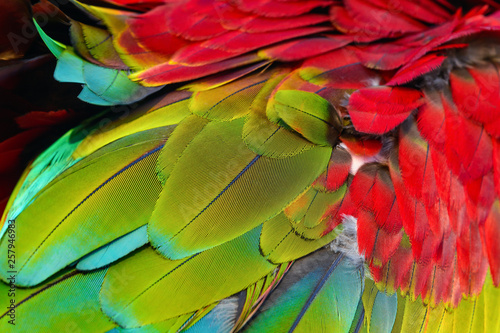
348;86;423;134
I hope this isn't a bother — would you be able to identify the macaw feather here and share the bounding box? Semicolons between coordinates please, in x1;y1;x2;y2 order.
77;225;148;271
101;226;276;327
183;298;239;333
300;62;377;90
343;0;426;37
388;54;447;86
3;126;88;224
70;20;127;69
150;115;332;259
485;200;500;286
259;36;352;62
35;21;162;105
56;49;162;105
285;184;347;235
234;0;332;18
348;86;424;135
362;279;398;333
2;0;500;331
0;128;171;286
242;71;318;158
174;25;323;66
73;91;192;159
267;90;341;146
233;263;291;331
0;269;116;332
260;212;343;263
244;249;363;333
391;273;500;333
130;54;262;86
189;72;271;121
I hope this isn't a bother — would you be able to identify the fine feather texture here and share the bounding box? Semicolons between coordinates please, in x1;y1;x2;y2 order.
1;0;500;332
101;226;276;327
244;249;363;332
0;128;171;286
348;86;424;134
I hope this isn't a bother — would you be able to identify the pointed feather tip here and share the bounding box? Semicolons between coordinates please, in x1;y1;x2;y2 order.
328;215;365;268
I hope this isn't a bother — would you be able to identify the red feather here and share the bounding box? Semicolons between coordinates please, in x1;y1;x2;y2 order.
464;172;496;223
357;210;379;260
340;136;382;157
343;0;425;37
389;152;428;252
261;36;352;61
348;86;423;134
416;94;447;152
343;164;403;265
234;0;332;18
375;246;414;294
303;62;378;90
425;200;450;245
398;120;438;205
368;0;451;24
355;21;455;70
313;148;351;192
443;95;493;181
387;54;446;86
483;200;500;285
411;259;433;301
132;54;263;86
449;63;500;138
115;29;170;70
129;7;191;55
494;139;500;198
170;27;330;66
219;4;330;33
457;222;488;294
329;5;386;42
431;146;466;214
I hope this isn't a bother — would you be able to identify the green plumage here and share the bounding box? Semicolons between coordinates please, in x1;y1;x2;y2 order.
102;226;275;327
244;250;363;332
0;269;116;332
0;128;170;286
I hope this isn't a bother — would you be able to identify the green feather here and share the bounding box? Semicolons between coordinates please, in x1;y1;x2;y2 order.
0;128;171;286
286;184;347;239
101;226;276;327
0;269;116;332
3;127;86;228
70;20;126;68
268;90;341;146
150;115;331;259
260;212;343;263
73;91;191;158
243;110;315;158
391;273;500;333
244;250;363;333
108;314;195;333
189;72;270;121
242;73;316;158
362;279;397;333
35;22;161;106
77;225;148;271
156;115;210;184
33;20;65;58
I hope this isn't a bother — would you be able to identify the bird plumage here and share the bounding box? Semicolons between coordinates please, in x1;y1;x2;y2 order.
1;0;500;332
